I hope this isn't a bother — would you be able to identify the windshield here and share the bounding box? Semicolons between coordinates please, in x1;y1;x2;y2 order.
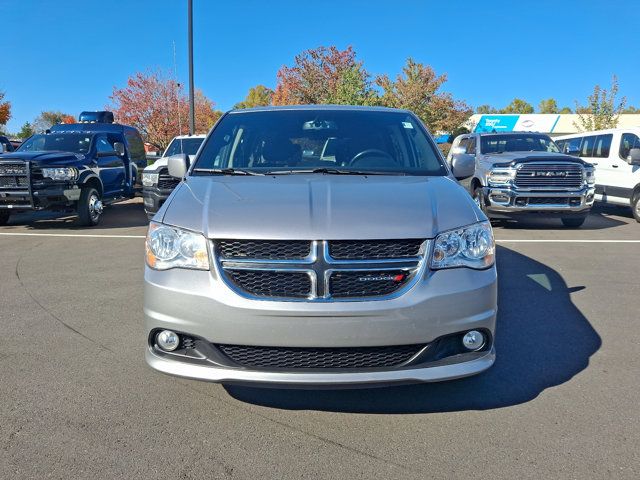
480;134;560;154
193;110;447;175
164;137;204;157
18;133;93;154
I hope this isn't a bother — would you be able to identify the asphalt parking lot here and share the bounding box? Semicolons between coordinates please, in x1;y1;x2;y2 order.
1;199;638;479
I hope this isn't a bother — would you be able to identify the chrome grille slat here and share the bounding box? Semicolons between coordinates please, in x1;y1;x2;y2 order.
216;239;427;302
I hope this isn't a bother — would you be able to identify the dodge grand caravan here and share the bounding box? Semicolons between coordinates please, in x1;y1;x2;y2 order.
144;106;497;387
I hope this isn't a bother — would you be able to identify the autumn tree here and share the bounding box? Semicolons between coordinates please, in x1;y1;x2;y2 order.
33;111;76;132
376;58;472;132
108;70;220;149
574;76;626;131
273;46;375;106
500;98;534;114
622;106;639;114
234;85;274;109
0;91;11;126
476;105;497;114
559;106;572;114
18;122;35;139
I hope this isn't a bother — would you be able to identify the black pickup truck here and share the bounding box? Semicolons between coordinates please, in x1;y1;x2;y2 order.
0;111;146;226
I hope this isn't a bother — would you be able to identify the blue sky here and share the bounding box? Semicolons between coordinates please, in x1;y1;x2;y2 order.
2;0;639;132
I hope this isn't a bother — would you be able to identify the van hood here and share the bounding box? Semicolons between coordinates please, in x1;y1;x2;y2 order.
159;174;482;240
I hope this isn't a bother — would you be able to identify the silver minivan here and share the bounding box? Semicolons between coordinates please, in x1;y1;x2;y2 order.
144;106;497;387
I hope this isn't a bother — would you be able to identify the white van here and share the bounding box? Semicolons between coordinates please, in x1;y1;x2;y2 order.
555;129;640;221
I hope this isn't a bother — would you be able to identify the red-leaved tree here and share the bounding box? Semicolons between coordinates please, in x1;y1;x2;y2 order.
0;91;11;126
108;70;221;149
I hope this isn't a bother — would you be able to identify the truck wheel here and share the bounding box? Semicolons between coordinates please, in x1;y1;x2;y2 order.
472;186;487;214
0;211;10;226
77;187;103;226
632;193;640;223
561;217;586;228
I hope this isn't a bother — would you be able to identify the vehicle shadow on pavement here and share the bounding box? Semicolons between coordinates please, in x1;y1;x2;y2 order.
3;199;149;230
225;245;602;413
496;205;630;230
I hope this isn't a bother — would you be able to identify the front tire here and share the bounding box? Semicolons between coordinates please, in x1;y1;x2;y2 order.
0;211;10;226
632;193;640;223
77;187;103;226
561;217;586;228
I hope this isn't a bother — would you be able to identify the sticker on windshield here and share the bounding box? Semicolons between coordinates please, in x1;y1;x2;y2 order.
402;122;414;129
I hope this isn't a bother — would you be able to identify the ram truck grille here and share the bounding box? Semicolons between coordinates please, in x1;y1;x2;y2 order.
514;163;583;189
216;239;426;301
0;162;29;189
157;169;180;190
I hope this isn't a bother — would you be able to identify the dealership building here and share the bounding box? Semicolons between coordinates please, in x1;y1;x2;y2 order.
465;113;640;137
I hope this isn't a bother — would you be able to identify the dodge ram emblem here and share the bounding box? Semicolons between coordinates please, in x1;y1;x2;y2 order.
535;171;567;177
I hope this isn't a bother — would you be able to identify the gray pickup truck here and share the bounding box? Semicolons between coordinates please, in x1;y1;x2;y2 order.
448;132;596;227
143;105;497;388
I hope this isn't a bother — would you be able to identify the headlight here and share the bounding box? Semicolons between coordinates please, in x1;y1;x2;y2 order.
42;167;77;181
142;172;159;187
487;168;515;186
584;167;595;186
145;222;209;270
430;221;495;270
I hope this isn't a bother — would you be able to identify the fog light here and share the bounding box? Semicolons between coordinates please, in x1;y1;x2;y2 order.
462;330;485;351
156;330;180;351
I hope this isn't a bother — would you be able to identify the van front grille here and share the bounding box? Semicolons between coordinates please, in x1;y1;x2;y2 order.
216;239;426;301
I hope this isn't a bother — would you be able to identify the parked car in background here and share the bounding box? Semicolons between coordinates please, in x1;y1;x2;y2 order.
0;111;145;226
144;105;496;387
555;128;640;222
142;134;206;219
0;136;15;152
448;132;595;227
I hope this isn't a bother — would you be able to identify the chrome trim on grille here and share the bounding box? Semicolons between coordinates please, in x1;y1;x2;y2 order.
215;239;428;302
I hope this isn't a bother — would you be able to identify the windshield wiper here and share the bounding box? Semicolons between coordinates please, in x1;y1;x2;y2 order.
192;168;264;176
267;168;405;176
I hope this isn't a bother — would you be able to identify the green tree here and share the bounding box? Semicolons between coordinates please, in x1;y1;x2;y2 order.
18;121;35;139
234;85;274;109
476;104;497;114
538;98;559;114
622;106;639;114
500;98;534;114
376;58;472;132
559;106;573;114
574;76;626;131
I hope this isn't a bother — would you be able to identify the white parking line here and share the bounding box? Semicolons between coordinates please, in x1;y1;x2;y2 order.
0;232;638;243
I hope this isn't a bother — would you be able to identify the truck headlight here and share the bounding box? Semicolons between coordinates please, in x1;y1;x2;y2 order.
42;167;77;181
488;168;515;186
430;221;495;270
145;222;209;270
142;172;159;187
584;167;595;186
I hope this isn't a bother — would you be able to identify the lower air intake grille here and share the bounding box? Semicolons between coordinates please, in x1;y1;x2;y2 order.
330;270;411;298
329;239;423;259
224;270;311;298
217;343;425;369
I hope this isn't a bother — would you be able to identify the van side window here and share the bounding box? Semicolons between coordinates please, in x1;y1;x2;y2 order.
555;139;566;152
580;135;596;157
565;137;582;154
593;134;612;158
619;133;640;160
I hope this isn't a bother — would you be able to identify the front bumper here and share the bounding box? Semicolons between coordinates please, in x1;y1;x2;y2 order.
144;264;498;386
482;185;595;218
0;184;81;211
142;186;172;217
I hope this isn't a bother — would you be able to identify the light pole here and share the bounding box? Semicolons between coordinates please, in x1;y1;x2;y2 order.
188;0;195;135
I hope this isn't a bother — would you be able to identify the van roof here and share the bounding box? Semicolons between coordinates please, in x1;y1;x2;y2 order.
555;127;640;139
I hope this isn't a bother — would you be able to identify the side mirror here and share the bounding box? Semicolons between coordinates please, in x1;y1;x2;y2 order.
168;153;188;178
627;148;640;165
113;142;125;157
451;154;475;180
